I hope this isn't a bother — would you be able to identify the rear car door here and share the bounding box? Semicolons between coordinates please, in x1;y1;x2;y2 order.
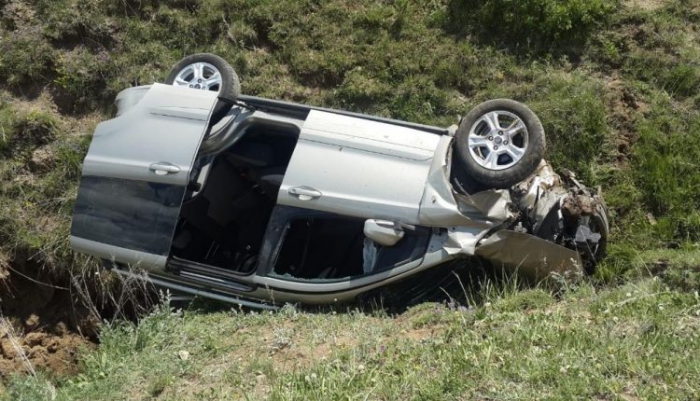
70;84;218;270
278;110;442;223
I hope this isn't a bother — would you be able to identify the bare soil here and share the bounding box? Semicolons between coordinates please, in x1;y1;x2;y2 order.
605;76;649;163
0;324;93;377
0;257;99;378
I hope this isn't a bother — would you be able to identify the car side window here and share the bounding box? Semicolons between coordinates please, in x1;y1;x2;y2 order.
270;216;430;281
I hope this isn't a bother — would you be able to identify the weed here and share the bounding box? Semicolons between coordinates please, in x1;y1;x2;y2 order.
0;106;58;157
447;0;621;54
527;72;612;184
5;281;700;399
0;27;56;90
631;94;700;243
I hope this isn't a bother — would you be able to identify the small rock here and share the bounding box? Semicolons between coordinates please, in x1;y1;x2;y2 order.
646;213;658;226
25;332;44;347
177;350;190;361
0;339;17;359
53;322;68;336
24;315;40;330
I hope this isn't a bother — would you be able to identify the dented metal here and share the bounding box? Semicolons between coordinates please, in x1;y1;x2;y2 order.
475;230;582;278
442;159;607;280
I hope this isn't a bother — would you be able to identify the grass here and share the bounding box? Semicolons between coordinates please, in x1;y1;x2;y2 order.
0;0;700;398
0;0;697;274
2;279;699;400
448;0;620;54
0;0;697;272
0;93;93;270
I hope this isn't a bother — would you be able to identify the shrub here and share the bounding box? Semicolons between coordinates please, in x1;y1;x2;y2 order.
53;47;114;113
0;105;58;156
448;0;620;53
625;50;700;98
631;103;700;242
0;27;56;87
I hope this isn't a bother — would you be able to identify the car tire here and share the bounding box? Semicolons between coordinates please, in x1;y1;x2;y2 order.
455;99;546;189
582;204;609;275
164;53;241;101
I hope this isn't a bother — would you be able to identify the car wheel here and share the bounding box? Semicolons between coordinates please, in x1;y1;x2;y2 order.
455;99;546;189
165;53;241;101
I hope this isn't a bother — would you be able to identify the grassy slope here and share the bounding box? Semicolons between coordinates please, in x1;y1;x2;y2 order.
0;0;700;398
0;0;699;275
4;279;700;400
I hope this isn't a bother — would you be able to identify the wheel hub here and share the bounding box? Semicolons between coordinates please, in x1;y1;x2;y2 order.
172;62;223;93
466;110;530;171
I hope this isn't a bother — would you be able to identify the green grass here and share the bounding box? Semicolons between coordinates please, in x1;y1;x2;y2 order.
1;0;700;397
0;0;698;271
0;93;93;270
2;279;699;400
448;0;620;54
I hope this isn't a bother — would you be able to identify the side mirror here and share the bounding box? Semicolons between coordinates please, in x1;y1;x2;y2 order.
364;220;404;247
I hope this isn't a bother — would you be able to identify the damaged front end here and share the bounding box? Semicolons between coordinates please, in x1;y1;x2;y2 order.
455;162;609;280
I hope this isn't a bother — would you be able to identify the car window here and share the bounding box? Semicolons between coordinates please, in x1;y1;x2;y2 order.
72;176;185;256
270;216;429;281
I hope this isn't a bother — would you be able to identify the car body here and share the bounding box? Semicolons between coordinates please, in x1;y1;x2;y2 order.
70;82;608;310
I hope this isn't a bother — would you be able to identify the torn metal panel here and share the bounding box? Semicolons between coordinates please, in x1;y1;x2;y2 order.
451;153;564;224
475;229;583;280
455;189;517;223
443;225;493;256
513;161;563;208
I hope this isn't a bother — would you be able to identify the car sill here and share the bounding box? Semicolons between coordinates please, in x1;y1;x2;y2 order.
112;268;278;311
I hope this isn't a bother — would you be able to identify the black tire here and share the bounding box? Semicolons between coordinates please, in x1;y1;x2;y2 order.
583;204;609;275
455;99;546;189
164;53;241;101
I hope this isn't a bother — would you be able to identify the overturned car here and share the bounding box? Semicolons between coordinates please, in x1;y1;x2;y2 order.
70;54;608;309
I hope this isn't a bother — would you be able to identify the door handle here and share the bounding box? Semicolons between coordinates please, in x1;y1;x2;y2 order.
149;162;181;176
288;186;322;201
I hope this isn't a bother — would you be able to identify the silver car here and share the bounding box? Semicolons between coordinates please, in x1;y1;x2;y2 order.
70;54;609;309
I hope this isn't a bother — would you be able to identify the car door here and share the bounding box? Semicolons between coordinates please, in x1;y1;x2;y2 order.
278;110;442;224
70;83;219;270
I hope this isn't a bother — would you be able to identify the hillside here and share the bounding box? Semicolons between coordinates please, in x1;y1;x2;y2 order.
0;0;699;398
5;281;700;400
